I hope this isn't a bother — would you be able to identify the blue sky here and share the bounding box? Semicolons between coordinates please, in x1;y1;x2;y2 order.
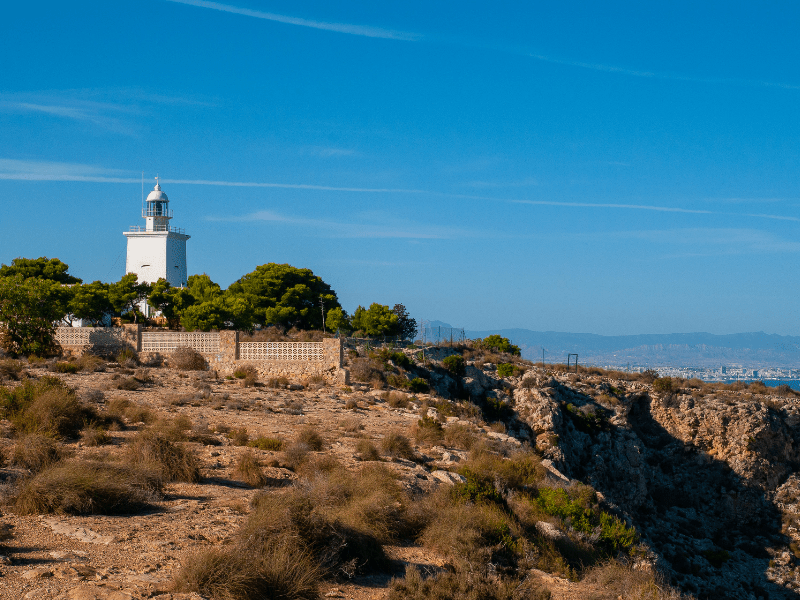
1;1;799;335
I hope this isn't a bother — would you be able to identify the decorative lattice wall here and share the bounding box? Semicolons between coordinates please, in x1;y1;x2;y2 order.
56;327;128;348
239;342;324;361
141;332;220;354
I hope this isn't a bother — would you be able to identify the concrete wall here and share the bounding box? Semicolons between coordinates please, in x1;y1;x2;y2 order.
54;327;347;384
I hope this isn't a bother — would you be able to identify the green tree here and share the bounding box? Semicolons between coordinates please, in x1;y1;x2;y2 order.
351;303;399;337
391;304;417;340
187;273;222;303
325;307;351;335
480;335;521;356
227;263;339;330
108;274;151;322
69;281;113;326
0;257;81;284
0;275;68;356
180;292;254;332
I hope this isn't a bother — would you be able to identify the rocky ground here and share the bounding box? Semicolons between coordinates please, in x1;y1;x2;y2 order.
0;347;798;599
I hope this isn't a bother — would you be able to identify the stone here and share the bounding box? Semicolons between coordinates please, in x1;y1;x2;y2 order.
431;470;466;485
67;586;136;600
22;567;53;579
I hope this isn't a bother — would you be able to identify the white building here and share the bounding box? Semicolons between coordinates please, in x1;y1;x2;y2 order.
123;179;190;314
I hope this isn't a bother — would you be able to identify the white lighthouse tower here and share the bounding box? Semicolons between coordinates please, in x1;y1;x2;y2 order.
123;179;190;312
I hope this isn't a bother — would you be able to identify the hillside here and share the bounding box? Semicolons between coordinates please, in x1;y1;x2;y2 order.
1;344;799;599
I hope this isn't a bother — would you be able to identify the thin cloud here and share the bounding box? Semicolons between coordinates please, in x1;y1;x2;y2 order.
626;228;800;255
207;209;463;239
165;0;421;41
508;198;713;215
0;98;136;134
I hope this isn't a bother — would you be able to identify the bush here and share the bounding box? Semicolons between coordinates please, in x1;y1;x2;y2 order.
0;376;95;438
297;426;324;451
81;424;111;446
174;541;321;600
409;378;428;393
116;347;139;367
381;430;415;460
444;423;478;450
443;355;466;377
13;460;161;515
248;436;283;451
171;347;207;371
234;365;259;387
265;376;289;389
106;398;154;424
233;451;267;487
51;361;80;374
356;439;380;461
11;434;63;472
0;359;24;381
652;377;673;393
388;565;551;600
497;363;525;378
479;335;521;357
76;354;105;372
127;431;201;483
412;415;444;445
350;357;386;384
230;426;249;446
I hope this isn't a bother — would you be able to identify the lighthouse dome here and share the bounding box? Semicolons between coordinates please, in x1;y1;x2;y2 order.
146;182;168;203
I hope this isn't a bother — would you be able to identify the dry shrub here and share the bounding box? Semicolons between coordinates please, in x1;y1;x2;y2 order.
282;399;304;415
171;347;207;371
127;431;200;483
344;399;358;410
582;560;689;599
1;376;95;439
51;361;80;374
152;415;193;442
174;539;321;600
305;374;325;387
11;434;63;472
388;565;551;600
13;460;161;515
350;358;386;384
355;439;380;461
241;465;404;578
234;365;259;388
0;359;24;381
116;348;139;367
111;376;140;391
81;425;111;447
412;416;444;445
248;436;283;451
297;426;324;451
106;398;155;424
338;416;364;434
381;430;415;460
281;442;311;471
82;388;105;403
384;391;409;409
77;354;105;372
240;327;291;342
233;451;267;487
444;423;478;450
230;426;249;446
462;450;546;492
265;377;289;389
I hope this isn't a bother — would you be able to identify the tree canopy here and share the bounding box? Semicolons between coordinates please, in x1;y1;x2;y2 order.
0;257;81;284
0;275;68;356
227;263;339;330
351;303;399;337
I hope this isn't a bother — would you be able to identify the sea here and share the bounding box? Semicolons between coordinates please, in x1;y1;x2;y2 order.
718;379;800;391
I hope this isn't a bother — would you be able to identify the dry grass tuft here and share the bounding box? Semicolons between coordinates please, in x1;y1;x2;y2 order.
80;424;111;446
388;565;551;600
76;353;106;372
229;426;249;446
11;434;64;472
355;439;380;461
338;416;364;434
444;423;479;450
0;359;24;381
297;426;324;451
171;347;207;371
233;451;267;487
582;560;691;599
13;460;161;515
248;436;283;451
265;377;289;389
106;398;155;425
126;430;200;483
381;430;415;460
174;539;321;600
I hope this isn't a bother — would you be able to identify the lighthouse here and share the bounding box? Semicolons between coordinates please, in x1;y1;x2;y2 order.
123;178;190;307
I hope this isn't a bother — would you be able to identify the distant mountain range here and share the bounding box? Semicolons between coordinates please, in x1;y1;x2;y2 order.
425;322;800;368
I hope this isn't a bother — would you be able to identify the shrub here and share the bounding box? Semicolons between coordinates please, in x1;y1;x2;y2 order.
106;398;154;424
233;451;267;487
234;365;259;387
0;376;95;439
249;436;284;451
408;378;429;393
384;391;409;408
338;416;363;434
356;439;380;461
652;377;673;393
281;442;311;471
0;359;24;381
444;423;478;450
230;426;249;446
127;431;201;483
497;363;525;378
388;565;550;600
297;426;324;451
344;398;358;410
116;347;139;367
112;376;140;391
174;541;321;600
76;354;105;372
11;434;63;472
265;376;289;388
171;347;207;371
13;460;161;515
412;415;444;445
82;388;105;403
350;357;386;384
51;361;80;374
381;430;415;460
443;355;466;377
80;425;111;447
